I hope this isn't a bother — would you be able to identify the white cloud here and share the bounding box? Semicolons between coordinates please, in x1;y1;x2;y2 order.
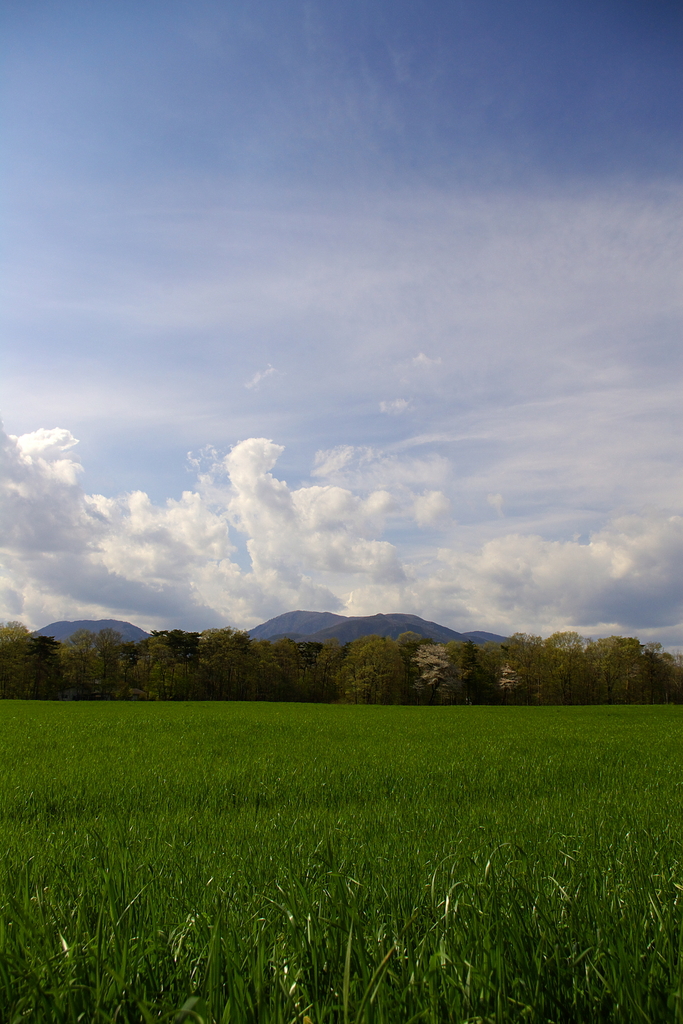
312;445;358;477
329;512;683;645
380;398;410;414
12;428;83;486
222;438;403;582
1;423;681;644
412;353;441;368
311;444;451;491
487;493;504;517
432;512;683;639
413;491;452;527
244;364;276;389
0;427;404;630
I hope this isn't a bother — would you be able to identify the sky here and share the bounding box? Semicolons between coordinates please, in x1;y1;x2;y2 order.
1;0;682;641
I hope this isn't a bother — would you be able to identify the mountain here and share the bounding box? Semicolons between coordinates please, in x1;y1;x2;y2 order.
249;610;507;645
34;613;508;646
464;630;510;644
249;610;347;640
306;613;467;644
33;619;151;643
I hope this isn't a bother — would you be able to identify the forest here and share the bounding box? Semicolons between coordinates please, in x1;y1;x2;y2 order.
0;622;681;704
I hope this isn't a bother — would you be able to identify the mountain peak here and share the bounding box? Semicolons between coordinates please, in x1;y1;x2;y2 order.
249;610;507;645
33;619;150;643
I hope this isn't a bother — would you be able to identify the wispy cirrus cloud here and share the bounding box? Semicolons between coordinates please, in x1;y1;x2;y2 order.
245;364;276;389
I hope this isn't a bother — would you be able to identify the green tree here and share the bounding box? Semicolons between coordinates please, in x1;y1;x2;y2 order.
0;622;30;699
119;641;141;693
342;636;403;704
639;642;669;704
586;636;642;704
446;640;494;704
542;632;586;705
198;628;254;699
61;630;98;695
501;634;544;705
397;632;432;703
27;635;62;698
270;638;301;700
148;630;201;699
313;639;345;703
478;642;507;704
669;652;683;703
94;628;123;694
297;641;325;700
585;636;637;704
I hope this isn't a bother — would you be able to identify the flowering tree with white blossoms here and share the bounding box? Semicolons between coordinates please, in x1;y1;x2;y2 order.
413;643;461;704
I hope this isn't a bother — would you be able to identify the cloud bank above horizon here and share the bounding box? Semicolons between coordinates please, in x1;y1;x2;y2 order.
2;424;682;644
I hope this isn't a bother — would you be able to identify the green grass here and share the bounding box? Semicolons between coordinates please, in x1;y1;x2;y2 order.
1;703;682;1023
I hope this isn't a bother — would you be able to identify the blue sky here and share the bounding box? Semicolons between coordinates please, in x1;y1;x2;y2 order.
1;0;682;640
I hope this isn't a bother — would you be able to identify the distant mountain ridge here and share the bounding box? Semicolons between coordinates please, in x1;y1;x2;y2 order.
250;610;347;638
34;620;151;643
33;613;507;646
250;611;507;645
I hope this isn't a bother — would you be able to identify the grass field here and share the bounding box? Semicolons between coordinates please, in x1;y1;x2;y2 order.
1;703;682;1023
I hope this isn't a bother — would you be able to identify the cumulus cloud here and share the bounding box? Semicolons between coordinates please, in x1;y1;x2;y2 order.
1;422;682;644
413;491;452;527
332;512;683;646
0;426;404;630
432;513;683;639
0;425;232;629
222;438;403;584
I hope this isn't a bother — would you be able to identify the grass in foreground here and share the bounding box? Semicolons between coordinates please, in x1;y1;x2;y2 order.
0;702;682;1023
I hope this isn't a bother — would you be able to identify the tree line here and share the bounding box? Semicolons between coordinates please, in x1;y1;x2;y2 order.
0;621;681;704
